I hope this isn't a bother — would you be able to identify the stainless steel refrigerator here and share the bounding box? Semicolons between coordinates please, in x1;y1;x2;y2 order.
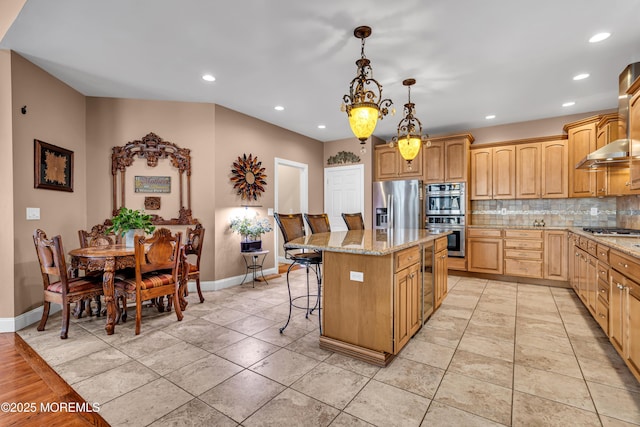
373;179;423;230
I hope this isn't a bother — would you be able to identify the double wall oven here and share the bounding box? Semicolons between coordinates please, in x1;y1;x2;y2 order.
425;183;465;257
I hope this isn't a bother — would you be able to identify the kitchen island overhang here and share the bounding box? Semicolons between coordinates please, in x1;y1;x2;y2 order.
285;229;450;366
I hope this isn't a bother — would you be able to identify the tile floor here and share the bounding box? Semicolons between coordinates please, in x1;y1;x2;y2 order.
17;271;640;426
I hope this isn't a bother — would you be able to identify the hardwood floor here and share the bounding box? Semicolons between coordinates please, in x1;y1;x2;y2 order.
0;332;109;427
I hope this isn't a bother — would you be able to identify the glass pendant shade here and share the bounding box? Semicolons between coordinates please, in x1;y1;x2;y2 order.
348;105;379;142
397;135;422;161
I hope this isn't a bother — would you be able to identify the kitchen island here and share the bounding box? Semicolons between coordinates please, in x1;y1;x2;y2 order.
285;229;449;366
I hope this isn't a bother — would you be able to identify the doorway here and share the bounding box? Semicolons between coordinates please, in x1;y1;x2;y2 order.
324;164;364;231
274;158;308;263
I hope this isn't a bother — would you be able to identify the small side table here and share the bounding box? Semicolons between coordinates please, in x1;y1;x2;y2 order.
240;250;269;287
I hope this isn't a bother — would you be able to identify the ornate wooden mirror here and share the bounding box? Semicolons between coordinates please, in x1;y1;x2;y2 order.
111;132;197;225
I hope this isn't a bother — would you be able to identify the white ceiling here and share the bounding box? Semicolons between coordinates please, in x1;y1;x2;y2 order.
2;0;640;142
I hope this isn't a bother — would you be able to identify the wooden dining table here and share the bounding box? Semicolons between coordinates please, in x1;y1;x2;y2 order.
69;244;189;335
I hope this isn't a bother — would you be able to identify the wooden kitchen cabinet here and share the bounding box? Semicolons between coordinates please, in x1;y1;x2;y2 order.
467;228;503;274
434;237;448;309
595;114;618;196
544;230;568;281
374;144;423;181
394;260;421;352
627;75;640;190
565;116;598;197
470;146;515;199
503;229;543;278
424;134;473;183
470;148;492;199
541;139;569;198
516;143;541;199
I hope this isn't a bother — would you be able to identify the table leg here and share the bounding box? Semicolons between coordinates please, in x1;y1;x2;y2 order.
102;257;117;335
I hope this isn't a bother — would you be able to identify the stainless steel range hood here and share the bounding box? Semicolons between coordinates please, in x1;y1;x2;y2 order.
576;63;640;169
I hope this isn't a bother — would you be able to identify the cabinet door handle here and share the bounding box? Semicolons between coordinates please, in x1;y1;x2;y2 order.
599;314;606;319
619;262;629;268
617;283;625;290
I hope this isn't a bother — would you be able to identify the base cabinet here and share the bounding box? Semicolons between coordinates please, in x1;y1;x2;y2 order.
467;228;503;274
434;237;448;309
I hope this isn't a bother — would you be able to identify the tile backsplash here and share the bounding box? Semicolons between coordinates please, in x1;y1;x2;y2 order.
471;197;617;227
617;195;640;229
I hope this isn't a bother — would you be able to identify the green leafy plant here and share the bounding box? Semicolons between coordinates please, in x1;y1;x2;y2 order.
230;214;272;240
107;207;156;236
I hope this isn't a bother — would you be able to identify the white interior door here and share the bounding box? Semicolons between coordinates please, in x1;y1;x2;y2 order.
324;164;364;231
274;158;308;263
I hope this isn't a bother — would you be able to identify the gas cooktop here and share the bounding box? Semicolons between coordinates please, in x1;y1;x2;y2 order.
582;227;640;236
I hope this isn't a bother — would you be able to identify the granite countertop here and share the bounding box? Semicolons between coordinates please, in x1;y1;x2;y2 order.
467;224;567;230
568;228;640;259
285;229;450;256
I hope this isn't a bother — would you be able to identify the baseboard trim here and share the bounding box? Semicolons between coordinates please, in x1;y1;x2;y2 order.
0;304;61;333
186;267;278;292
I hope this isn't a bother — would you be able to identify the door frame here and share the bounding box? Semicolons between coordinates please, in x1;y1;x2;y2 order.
274;157;309;263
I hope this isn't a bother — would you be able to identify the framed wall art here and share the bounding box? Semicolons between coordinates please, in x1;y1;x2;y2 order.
34;139;74;192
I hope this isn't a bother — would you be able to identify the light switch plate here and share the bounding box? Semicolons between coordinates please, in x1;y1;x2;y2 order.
590;207;598;216
26;207;40;220
350;271;364;282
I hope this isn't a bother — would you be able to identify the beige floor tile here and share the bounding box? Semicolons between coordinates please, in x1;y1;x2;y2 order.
430;305;475;320
253;323;307;345
458;331;514;362
515;329;574;355
475;300;517;317
286;331;333;361
55;346;132;384
139;340;210;376
516;304;563;323
292;362;369;409
374;357;445;398
422;401;506;427
514;365;595;412
433;371;512;425
329;412;374;426
588;381;640;424
249;348;320;386
164;318;247;352
440;292;481;309
324;353;381;378
571;335;622;363
516;317;568;340
413;324;464;349
31;333;110;367
73;360;159;404
243;388;339;427
214;336;280;367
514;344;582;378
423;312;469;335
511;391;601;427
448;349;513;388
578;356;640;393
201;305;250;325
345;380;430;427
165;354;243;396
109;329;182;359
399;337;456;369
148;398;237;427
466;311;516;341
199;369;285;423
223;314;277;335
600;414;640;427
98;378;193;427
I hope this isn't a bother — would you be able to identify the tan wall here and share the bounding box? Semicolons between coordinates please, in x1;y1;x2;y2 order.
85;97;217;280
323;136;379;228
0;50;14;318
11;52;87;314
214;105;324;279
0;0;26;41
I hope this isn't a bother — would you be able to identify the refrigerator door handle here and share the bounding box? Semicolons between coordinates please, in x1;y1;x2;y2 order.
388;194;393;230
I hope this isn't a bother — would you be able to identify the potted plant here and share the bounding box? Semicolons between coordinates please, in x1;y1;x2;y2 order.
230;214;273;252
107;207;156;247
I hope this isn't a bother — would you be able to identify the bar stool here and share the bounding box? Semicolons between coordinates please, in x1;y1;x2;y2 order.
342;212;365;230
274;213;322;334
304;213;331;234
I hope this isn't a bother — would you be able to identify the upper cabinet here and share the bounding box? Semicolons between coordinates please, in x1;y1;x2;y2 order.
565;116;598;198
629;77;640;190
541;139;569;198
374;144;423;181
470;145;516;200
423;134;473;183
516;143;541;199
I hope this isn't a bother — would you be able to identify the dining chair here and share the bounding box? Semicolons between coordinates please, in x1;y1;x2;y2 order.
274;213;322;334
113;228;184;335
32;229;104;339
304;213;331;234
183;224;205;303
342;212;365;230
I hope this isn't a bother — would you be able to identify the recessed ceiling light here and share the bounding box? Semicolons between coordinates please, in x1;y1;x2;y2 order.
589;32;611;43
562;101;576;107
274;106;284;111
317;125;326;129
573;73;590;81
485;115;496;120
202;74;215;82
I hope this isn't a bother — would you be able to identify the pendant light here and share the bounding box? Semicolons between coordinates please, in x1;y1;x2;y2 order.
391;78;428;169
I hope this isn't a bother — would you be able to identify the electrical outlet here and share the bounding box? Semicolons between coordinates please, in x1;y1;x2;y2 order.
350;271;364;282
501;208;507;215
590;207;598;216
26;207;40;220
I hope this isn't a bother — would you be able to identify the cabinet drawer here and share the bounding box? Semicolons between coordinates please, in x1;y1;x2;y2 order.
595;295;608;334
395;246;420;272
504;229;543;239
504;259;543;278
435;236;448;253
504;239;543;250
610;250;640;284
597;244;610;264
597;278;609;303
468;228;502;238
597;263;609;284
578;237;589;251
504;249;543;260
587;240;597;257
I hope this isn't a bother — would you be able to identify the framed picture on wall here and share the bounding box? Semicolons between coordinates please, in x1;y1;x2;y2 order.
34;139;74;192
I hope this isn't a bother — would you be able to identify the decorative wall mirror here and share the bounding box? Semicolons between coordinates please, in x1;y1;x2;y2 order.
111;132;197;225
